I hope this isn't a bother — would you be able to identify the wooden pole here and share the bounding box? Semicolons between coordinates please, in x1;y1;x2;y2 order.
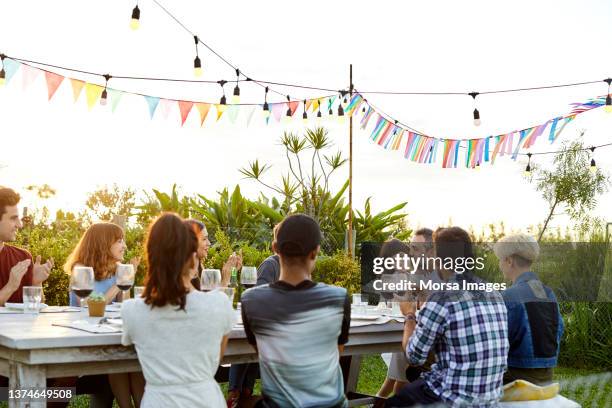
348;64;354;258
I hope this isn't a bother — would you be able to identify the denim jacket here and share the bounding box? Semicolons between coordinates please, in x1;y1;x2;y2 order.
502;272;564;368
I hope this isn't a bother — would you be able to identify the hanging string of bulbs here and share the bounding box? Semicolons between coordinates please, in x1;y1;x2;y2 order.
522;142;612;176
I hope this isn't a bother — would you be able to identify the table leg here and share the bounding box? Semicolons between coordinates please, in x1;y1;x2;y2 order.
8;362;46;408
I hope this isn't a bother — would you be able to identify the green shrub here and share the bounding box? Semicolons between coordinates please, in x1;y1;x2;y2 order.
313;252;360;296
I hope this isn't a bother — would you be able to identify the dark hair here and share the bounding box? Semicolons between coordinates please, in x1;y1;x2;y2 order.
433;226;475;273
0;187;20;220
414;228;433;242
379;238;410;274
143;213;198;310
184;219;205;235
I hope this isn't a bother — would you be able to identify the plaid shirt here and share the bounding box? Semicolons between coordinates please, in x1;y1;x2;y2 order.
407;275;509;407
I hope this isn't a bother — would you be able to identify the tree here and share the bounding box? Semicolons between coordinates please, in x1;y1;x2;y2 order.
85;184;136;222
530;134;609;241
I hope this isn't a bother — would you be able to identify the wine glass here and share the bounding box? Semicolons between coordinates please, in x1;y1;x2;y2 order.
71;266;94;309
201;269;221;292
116;264;135;302
240;266;257;290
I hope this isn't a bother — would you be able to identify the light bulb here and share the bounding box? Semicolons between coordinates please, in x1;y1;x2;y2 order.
0;69;5;86
605;95;612;113
590;159;597;173
302;112;308;124
232;85;240;104
283;109;292;123
262;102;270;119
130;6;140;30
473;109;481;126
316;111;322;122
100;89;108;106
524;164;531;177
193;56;202;77
220;95;227;105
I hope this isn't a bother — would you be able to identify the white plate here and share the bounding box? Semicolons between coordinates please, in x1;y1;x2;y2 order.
351;314;380;321
5;302;48;311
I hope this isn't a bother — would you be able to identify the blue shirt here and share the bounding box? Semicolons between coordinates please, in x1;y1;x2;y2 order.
502;271;564;368
69;275;117;306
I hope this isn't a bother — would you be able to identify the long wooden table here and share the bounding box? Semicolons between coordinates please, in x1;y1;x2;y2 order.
0;310;404;407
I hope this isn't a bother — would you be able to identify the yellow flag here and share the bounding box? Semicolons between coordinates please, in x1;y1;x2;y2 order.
85;83;103;110
70;79;85;103
215;104;227;121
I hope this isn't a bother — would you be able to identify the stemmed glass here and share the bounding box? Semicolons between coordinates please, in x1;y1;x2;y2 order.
201;269;221;292
71;266;94;309
240;266;257;290
116;264;135;302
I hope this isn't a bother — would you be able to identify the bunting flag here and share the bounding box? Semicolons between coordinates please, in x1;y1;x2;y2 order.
159;99;174;119
227;104;240;124
360;106;375;129
245;106;257;127
271;102;285;122
287;101;300;117
2;59;20;84
21;65;40;90
345;94;364;117
144;96;160;119
178;101;194;125
70;79;85;103
214;103;227;121
44;71;64;101
195;102;211;126
85;83;103;110
108;89;124;112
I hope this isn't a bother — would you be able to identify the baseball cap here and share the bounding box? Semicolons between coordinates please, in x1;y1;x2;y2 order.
275;214;321;256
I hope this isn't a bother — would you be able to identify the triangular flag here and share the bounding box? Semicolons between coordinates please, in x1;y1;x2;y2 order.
159;99;174;119
228;105;240;124
195;103;211;126
21;65;40;90
215;104;227;121
108;89;124;112
305;99;314;112
44;71;64;100
144;96;161;119
178;101;194;125
272;103;284;122
245;106;257;126
70;79;85;103
288;101;300;116
3;59;20;84
85;83;103;110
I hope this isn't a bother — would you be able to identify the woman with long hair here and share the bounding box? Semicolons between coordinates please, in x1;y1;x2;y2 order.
64;222;144;408
121;213;235;407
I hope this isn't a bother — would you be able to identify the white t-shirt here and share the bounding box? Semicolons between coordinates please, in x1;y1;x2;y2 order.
121;290;235;408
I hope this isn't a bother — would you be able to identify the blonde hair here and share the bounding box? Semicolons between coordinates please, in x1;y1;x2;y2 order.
493;234;539;267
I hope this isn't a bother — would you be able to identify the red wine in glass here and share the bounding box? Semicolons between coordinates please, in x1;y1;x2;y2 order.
117;284;132;291
73;288;93;298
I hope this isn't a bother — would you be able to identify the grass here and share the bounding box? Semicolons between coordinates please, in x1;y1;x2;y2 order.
1;359;609;407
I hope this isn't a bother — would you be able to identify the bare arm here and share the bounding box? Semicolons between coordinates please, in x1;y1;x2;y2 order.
0;260;31;306
219;335;230;362
104;285;121;304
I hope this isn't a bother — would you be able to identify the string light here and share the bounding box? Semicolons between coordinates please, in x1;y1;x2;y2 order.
218;80;227;105
283;95;292;123
340;90;349;107
0;55;5;87
393;120;398;135
262;86;270;119
193;36;202;77
316;100;322;120
232;69;240;104
524;153;532;176
302;100;308;123
130;3;141;30
100;74;111;106
590;146;597;172
604;78;612;113
337;102;345;124
470;92;481;126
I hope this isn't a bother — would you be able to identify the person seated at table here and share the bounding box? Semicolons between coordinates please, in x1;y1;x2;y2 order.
0;187;53;305
65;222;144;408
227;222;281;407
241;214;351;408
184;219;242;291
376;238;412;398
121;213;235;407
494;234;564;386
386;227;509;407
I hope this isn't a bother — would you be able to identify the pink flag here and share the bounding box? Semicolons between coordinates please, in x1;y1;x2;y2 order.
21;65;40;90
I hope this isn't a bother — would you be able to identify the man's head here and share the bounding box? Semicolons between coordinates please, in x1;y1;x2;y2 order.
410;228;434;258
272;214;321;272
0;187;22;243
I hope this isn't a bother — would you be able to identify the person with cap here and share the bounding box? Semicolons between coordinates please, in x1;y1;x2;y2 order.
494;234;564;385
240;214;351;408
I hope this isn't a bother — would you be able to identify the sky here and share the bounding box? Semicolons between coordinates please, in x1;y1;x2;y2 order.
1;0;611;233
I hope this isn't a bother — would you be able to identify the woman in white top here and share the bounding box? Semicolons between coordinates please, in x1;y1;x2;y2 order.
121;213;235;408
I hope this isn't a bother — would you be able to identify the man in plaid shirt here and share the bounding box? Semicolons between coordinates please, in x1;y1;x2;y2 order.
386;227;509;407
